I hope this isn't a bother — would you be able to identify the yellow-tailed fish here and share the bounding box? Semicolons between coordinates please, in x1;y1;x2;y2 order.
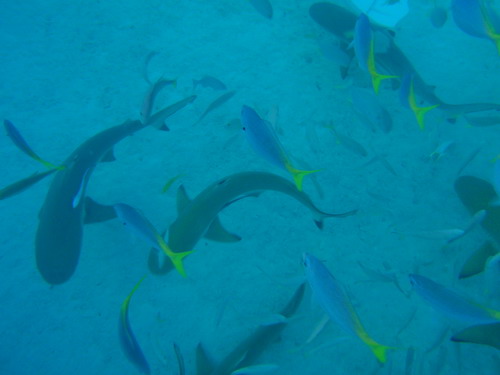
119;275;150;374
4;119;64;170
0;169;56;200
194;91;236;125
354;14;397;94
452;0;500;55
303;253;393;363
114;203;192;277
399;74;438;130
36;96;196;285
241;105;320;191
409;273;500;324
162;173;185;193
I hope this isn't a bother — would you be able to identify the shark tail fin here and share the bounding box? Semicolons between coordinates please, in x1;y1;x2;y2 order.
285;164;322;191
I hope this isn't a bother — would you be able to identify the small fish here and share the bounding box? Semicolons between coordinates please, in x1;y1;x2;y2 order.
114;203;192;277
0;169;56;200
141;78;177;123
428;140;454;162
162;173;185;193
119;275;150;374
354;14;397;93
4;120;64;170
350;87;392;133
318;38;351;67
241;105;320;191
325;123;368;157
231;364;278;375
248;0;273;19
146;95;197;130
447;209;487;244
142;51;159;84
428;6;448;29
193;75;227;91
452;0;500;54
451;322;500;350
349;0;409;28
409;273;500;325
459;241;498;279
195;91;236;125
399;74;438;130
173;342;186;375
303;253;393;363
464;113;500;127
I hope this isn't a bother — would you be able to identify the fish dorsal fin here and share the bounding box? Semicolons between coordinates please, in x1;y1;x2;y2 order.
101;148;116;162
195;343;215;375
204;216;241;242
83;196;117;224
176;185;192;213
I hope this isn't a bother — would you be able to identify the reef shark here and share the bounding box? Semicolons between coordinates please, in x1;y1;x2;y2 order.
35;95;196;284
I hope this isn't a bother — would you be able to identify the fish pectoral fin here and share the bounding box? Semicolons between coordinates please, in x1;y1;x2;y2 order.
204;216;241;243
100;148;116;162
83;197;117;224
195;343;215;375
176;185;192;213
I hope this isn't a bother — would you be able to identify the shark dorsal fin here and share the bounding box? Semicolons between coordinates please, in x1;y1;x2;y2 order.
100;148;116;162
196;343;215;375
176;185;192;213
204;217;241;243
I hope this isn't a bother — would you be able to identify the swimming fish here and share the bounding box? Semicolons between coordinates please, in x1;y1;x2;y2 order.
354;14;397;94
241;105;320;191
4;119;63;170
193;75;227;91
325;123;368;157
196;283;305;375
173;342;186;375
459;241;498;279
35;96;196;285
309;2;500;118
451;322;500;350
119;275;150;374
349;0;409;28
114;203;192;277
165;172;357;271
195;91;236;125
0;169;56;200
141;77;177;123
409;273;500;325
350;87;392;133
162;173;185;193
248;0;273;19
452;0;500;54
399;74;438;130
145;95;197;130
303;253;392;363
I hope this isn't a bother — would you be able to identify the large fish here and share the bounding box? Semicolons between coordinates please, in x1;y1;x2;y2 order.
303;252;392;363
309;2;500;118
196;283;305;375
451;322;500;351
167;172;357;258
35;96;196;284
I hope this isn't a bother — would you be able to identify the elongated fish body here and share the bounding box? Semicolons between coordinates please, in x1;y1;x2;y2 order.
0;169;56;200
35;120;145;284
303;253;391;363
168;172;356;254
409;274;500;325
119;276;150;374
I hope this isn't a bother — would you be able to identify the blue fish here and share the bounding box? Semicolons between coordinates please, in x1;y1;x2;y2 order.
241;105;320;191
452;0;500;54
354;14;396;94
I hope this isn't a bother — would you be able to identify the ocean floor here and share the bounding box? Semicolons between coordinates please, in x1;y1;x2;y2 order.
1;1;500;374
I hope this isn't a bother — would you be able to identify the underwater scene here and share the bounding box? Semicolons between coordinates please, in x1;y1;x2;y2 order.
1;0;500;374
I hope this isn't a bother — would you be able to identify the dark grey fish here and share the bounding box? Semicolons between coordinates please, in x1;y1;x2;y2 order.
193;75;227;91
0;169;56;200
141;78;177;123
35;96;195;284
194;91;236;125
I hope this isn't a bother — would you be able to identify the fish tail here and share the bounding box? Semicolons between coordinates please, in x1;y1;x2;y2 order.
366;341;393;364
413;104;439;130
285;164;322;191
163;245;193;278
314;208;358;229
371;72;398;94
39;159;65;170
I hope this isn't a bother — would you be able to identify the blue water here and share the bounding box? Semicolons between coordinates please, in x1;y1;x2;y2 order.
1;1;499;374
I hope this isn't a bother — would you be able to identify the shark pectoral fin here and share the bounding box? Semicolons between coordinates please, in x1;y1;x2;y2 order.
100;148;116;162
176;185;192;213
204;217;241;243
83;197;117;224
195;343;215;375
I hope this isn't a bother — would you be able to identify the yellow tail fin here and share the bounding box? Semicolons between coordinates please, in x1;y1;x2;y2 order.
412;104;439;130
366;341;393;364
371;72;398;95
159;239;193;277
285;163;321;191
